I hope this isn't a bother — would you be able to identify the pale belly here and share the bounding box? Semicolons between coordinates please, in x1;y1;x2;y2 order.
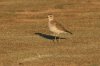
49;25;64;34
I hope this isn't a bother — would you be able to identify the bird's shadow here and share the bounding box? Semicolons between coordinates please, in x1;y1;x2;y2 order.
35;33;66;40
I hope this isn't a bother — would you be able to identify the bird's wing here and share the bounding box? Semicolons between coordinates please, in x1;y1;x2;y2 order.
54;20;72;34
54;20;66;31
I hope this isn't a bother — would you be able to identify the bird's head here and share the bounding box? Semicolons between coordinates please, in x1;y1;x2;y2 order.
48;14;54;21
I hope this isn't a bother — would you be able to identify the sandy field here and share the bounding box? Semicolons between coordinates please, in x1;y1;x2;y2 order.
0;0;100;66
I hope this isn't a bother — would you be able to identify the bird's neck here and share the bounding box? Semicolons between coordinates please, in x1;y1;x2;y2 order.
48;19;54;22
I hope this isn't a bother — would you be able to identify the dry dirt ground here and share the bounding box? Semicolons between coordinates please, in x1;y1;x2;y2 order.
0;0;100;66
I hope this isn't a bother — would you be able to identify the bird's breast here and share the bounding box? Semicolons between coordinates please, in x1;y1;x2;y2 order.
48;22;64;34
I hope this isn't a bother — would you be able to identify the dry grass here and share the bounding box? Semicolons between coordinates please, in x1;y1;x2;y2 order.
0;0;100;66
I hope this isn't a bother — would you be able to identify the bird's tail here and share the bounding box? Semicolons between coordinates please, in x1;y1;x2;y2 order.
65;30;72;34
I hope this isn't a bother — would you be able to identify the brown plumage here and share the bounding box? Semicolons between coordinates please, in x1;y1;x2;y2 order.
48;14;72;42
50;19;72;34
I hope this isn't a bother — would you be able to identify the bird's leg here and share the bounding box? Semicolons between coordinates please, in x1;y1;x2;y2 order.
52;33;59;44
52;33;57;43
55;34;60;43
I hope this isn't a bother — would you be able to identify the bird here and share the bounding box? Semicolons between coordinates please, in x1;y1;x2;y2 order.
48;14;72;42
